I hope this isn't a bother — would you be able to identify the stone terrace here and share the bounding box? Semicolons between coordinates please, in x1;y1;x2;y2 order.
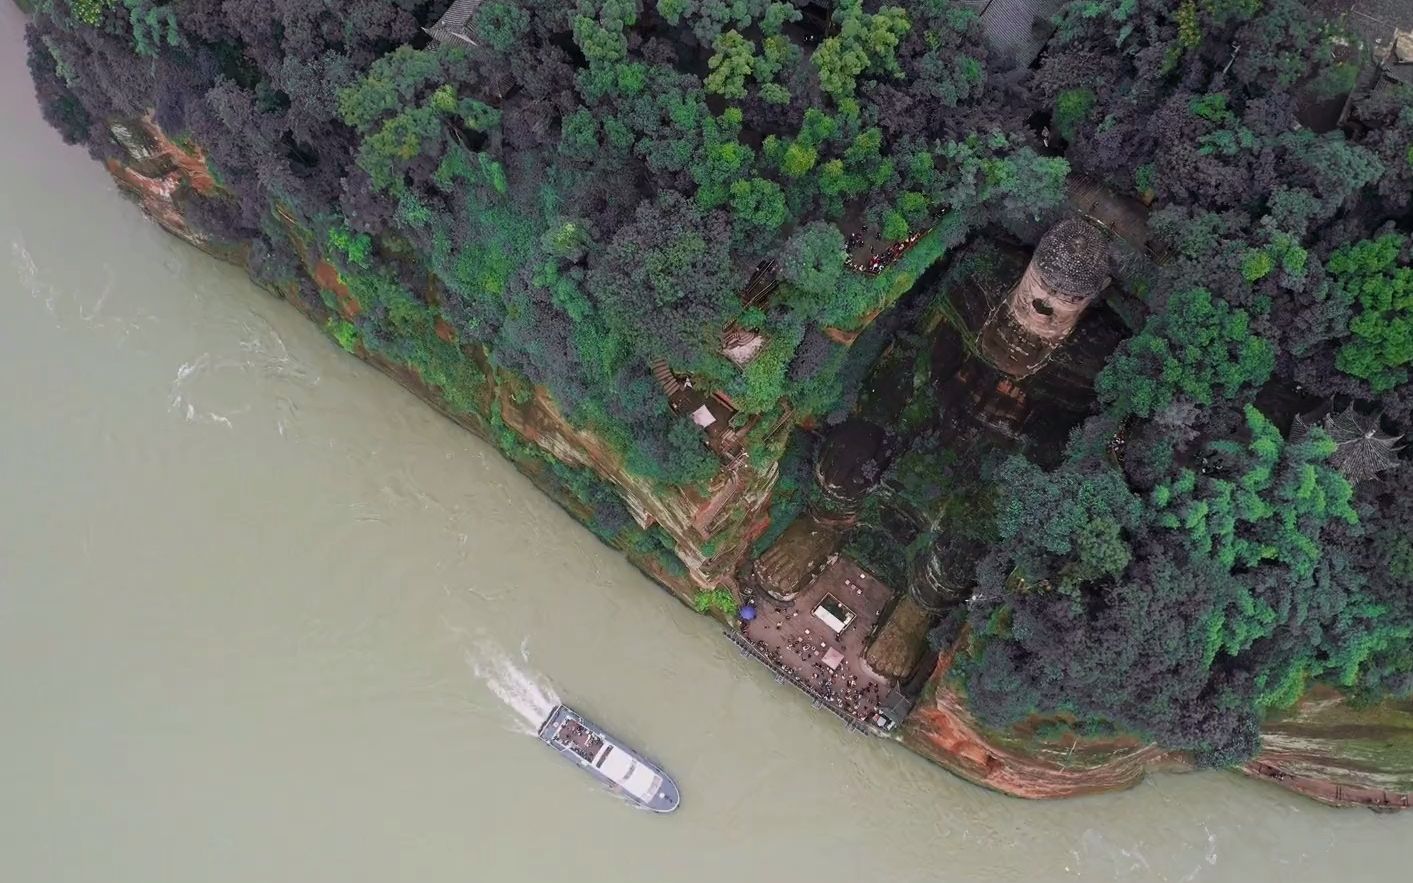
737;556;895;727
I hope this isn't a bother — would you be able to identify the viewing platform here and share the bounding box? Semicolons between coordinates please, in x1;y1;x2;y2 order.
732;556;910;733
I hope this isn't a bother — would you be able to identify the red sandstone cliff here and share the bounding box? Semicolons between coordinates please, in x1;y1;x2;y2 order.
104;118;1413;811
100;116;774;607
902;648;1187;799
905;650;1413;810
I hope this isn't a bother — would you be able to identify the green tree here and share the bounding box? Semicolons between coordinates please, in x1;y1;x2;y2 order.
704;30;755;99
1053;88;1094;142
474;1;531;52
693;136;753;209
813;0;910;102
780;140;817;177
761;1;801;34
735;322;804;412
125;0;182;57
1151;406;1357;585
990;454;1145;597
559;108;599;159
779;222;845;295
729;177;787;232
68;0;117;26
755;34;799;104
656;0;689;25
1332;234;1412;393
881;210;908;241
1097;289;1276;418
1241;249;1274;282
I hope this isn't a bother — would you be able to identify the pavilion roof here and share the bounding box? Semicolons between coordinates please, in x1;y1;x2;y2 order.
1296;406;1404;484
973;0;1066;71
426;0;485;45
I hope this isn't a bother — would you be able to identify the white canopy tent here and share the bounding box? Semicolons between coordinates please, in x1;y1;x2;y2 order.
812;593;856;634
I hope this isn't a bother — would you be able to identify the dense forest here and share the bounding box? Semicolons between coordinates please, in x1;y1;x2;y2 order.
25;0;1413;768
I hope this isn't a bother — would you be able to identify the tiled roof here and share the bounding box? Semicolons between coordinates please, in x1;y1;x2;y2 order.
976;0;1066;70
1344;0;1413;63
426;0;484;44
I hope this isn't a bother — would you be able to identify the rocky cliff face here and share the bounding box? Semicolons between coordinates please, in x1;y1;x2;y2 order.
902;647;1188;799
105;117;1413;811
105;116;219;250
494;382;779;592
1243;687;1413;810
905;648;1413;809
102;117;773;608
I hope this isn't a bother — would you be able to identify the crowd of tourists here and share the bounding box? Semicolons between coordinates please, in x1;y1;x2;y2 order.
748;617;881;722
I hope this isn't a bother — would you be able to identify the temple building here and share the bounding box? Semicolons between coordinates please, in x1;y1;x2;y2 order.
1295;405;1404;484
649;357;755;464
977;216;1110;379
958;0;1067;73
425;0;485;45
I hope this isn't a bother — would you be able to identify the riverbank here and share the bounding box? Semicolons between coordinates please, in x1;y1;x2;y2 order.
92;105;1413;812
11;7;1413;879
904;649;1413;810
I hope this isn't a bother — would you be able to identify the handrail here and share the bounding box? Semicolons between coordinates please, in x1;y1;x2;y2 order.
724;629;886;737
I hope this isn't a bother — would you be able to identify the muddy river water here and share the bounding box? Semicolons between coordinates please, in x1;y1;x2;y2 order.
0;8;1408;882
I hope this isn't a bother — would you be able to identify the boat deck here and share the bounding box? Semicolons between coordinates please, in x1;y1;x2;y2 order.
551;716;603;763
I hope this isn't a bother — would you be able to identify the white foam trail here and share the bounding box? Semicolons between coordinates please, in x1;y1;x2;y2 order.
164;310;318;433
170;362;238;426
466;639;560;735
78;269;113;321
11;239;41;296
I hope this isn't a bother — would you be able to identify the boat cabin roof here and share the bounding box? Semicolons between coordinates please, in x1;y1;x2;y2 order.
595;746;660;799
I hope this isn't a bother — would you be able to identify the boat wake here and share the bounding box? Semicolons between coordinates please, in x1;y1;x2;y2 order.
466;638;560;735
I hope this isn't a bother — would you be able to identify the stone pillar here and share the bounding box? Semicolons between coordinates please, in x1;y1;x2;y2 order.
978;217;1109;378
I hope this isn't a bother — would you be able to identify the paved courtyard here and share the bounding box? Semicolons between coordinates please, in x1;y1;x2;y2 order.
740;556;894;725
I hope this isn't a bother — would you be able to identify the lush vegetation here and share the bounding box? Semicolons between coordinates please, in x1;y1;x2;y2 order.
24;0;1412;769
24;0;1081;487
955;0;1413;765
692;587;740;617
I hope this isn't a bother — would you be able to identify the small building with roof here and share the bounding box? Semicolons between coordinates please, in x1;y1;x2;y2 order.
1295;405;1404;484
958;0;1067;72
426;0;485;45
1344;0;1413;73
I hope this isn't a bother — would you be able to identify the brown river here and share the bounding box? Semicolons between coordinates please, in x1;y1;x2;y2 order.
0;8;1407;882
